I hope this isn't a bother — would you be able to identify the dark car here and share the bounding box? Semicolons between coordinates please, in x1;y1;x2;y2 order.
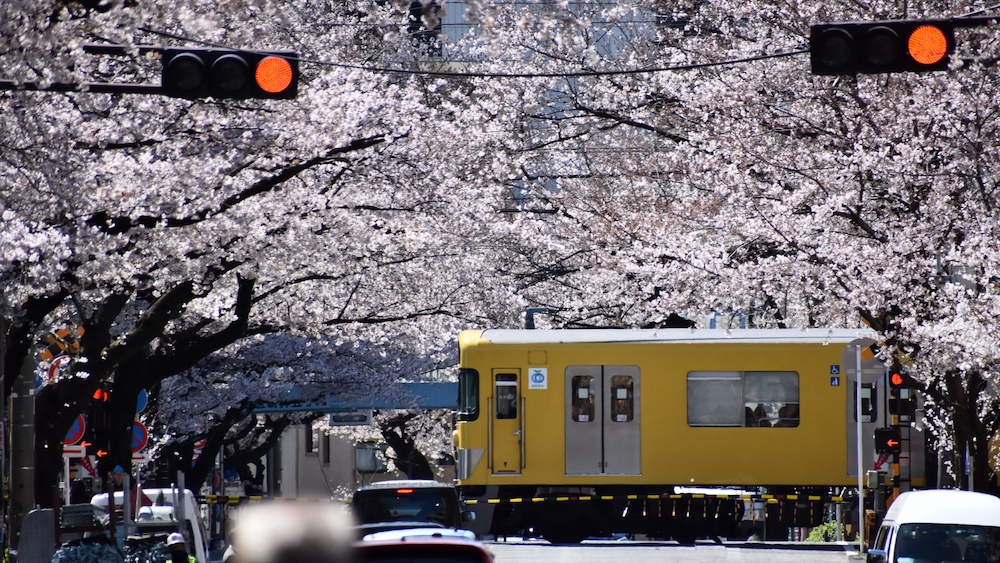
351;480;474;530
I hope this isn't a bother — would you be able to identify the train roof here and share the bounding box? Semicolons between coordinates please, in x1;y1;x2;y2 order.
882;490;1000;526
470;328;874;346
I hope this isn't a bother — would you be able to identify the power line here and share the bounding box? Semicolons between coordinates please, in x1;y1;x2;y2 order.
137;27;808;80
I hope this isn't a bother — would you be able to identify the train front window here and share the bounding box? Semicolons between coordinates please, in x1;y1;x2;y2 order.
495;373;518;419
571;376;595;422
687;371;799;427
458;369;479;421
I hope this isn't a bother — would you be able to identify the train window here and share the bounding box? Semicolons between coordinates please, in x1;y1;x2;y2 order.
458;369;479;421
744;371;799;428
688;371;799;427
571;376;595;422
687;372;742;426
609;375;634;422
496;373;518;419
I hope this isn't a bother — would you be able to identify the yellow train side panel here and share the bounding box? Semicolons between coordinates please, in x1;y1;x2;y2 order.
457;331;863;489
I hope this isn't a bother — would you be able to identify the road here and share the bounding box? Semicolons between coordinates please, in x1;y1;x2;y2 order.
486;540;862;563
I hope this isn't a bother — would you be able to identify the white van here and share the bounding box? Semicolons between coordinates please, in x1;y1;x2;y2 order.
868;489;1000;563
91;488;210;563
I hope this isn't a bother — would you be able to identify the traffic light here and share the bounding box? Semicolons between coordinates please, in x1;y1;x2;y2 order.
810;20;955;75
888;370;916;421
875;427;902;455
85;385;111;458
162;48;299;99
889;370;905;389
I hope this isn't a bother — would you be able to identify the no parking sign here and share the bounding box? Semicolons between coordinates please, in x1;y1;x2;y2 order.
64;414;85;445
131;421;148;452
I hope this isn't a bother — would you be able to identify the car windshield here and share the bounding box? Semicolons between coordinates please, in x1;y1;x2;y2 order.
895;523;1000;563
353;488;458;526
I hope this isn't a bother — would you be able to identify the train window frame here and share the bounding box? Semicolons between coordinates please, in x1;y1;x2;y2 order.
687;371;800;428
458;369;479;421
495;373;518;420
609;374;634;422
571;375;596;422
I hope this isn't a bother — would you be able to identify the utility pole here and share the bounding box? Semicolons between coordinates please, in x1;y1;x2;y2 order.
0;317;6;554
10;353;35;549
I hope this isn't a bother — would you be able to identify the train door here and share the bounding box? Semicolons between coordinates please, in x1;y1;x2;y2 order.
566;366;602;474
603;366;640;474
565;366;641;475
491;370;522;474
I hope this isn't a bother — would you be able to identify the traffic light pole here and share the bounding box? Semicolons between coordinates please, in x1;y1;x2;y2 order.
9;353;35;551
0;80;162;95
855;345;865;554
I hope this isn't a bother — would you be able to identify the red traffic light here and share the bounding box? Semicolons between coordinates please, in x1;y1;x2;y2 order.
810;20;955;75
93;388;109;401
909;25;949;65
255;57;295;94
890;371;905;388
162;48;299;99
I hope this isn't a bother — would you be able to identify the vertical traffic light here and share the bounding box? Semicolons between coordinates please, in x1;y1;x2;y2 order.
162;48;299;99
810;20;955;75
888;370;916;422
86;385;111;458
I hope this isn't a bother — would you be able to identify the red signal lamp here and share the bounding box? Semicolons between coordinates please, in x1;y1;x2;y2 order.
908;25;948;65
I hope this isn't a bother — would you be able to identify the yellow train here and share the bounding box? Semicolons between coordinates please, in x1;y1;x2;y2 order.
453;328;925;543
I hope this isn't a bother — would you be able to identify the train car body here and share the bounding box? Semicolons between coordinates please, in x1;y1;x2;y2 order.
453;328;925;543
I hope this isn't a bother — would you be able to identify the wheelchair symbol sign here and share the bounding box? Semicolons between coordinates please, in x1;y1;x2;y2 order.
528;368;547;389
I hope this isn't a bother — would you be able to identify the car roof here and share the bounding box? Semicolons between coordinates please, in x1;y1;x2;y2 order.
354;521;447;535
883;490;1000;526
356;480;455;491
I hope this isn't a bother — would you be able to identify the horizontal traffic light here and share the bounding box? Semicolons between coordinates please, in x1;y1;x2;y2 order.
810;20;955;75
162;48;298;99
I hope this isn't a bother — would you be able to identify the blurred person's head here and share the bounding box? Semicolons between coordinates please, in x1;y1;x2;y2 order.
167;532;187;553
234;504;355;563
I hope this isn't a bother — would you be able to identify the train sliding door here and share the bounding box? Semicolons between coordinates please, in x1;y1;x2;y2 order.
491;369;522;474
565;365;641;475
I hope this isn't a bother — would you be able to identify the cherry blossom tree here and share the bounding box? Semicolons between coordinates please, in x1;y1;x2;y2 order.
0;0;523;520
457;0;1000;490
5;2;1000;543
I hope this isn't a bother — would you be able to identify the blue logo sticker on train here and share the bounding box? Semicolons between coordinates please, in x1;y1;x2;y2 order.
830;376;841;386
528;367;547;389
830;365;841;374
